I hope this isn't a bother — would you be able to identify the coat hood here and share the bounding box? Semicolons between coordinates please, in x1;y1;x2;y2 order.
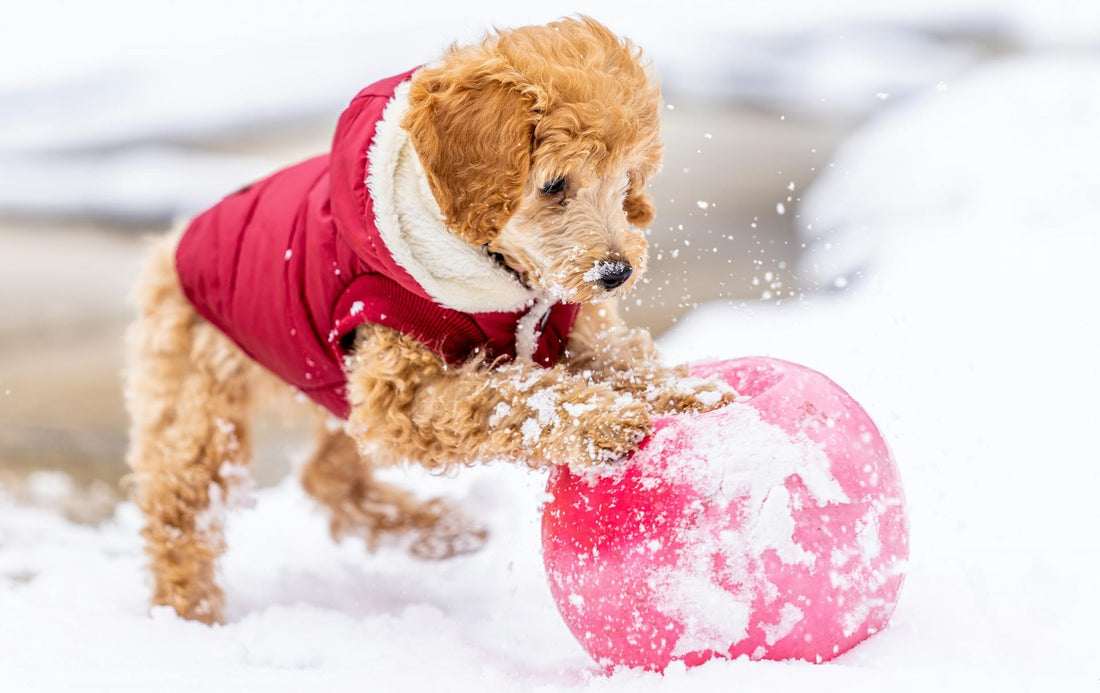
176;69;579;419
328;70;538;314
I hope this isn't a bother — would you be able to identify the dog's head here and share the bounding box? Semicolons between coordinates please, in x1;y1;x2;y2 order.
403;16;661;304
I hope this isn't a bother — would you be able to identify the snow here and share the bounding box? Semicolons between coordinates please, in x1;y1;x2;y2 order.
0;146;278;224
639;403;847;656
762;604;805;646
583;260;630;287
651;405;847;512
3;0;1098;221
797;54;1100;288
521;418;543;444
656;568;753;657
3;43;1100;693
664;54;1100;686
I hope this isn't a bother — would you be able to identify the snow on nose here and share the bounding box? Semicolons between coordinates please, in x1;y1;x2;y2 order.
585;259;633;290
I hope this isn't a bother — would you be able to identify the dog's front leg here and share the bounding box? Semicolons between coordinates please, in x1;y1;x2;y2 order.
344;325;652;472
565;300;735;414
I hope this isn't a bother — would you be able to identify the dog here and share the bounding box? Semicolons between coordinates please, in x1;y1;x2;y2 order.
124;16;732;624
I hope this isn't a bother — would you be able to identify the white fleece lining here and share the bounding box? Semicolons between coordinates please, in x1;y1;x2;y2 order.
514;296;554;362
365;79;539;314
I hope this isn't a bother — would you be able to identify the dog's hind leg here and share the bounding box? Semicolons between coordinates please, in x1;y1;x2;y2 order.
124;238;256;624
301;423;487;559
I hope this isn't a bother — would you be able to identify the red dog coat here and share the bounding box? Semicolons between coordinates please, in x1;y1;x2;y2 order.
176;70;578;418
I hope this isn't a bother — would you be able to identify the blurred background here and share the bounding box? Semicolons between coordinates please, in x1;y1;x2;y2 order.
1;0;1097;521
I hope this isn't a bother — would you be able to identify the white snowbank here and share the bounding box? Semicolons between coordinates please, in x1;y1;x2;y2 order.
3;0;1098;221
797;54;1100;288
664;54;1100;686
2;53;1100;691
0;146;277;223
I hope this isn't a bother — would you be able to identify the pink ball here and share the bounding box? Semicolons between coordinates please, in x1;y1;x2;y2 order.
542;357;909;671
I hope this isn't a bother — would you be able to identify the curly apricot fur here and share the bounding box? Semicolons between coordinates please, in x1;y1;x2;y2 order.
406;15;663;288
124;18;730;624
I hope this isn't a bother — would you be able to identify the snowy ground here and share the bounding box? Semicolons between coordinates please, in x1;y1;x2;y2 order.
3;45;1099;693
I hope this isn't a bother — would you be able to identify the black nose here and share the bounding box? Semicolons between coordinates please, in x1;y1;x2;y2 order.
598;261;633;290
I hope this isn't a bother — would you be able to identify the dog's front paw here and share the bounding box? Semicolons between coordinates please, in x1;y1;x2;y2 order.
559;392;652;472
653;374;737;414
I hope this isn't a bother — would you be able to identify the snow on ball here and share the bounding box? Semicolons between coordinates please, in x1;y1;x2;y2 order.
541;357;909;671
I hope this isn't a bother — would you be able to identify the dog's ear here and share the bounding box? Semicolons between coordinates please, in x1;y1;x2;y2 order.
624;175;656;227
404;60;544;246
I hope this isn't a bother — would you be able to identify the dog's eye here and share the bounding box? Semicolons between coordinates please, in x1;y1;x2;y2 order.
540;177;566;196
